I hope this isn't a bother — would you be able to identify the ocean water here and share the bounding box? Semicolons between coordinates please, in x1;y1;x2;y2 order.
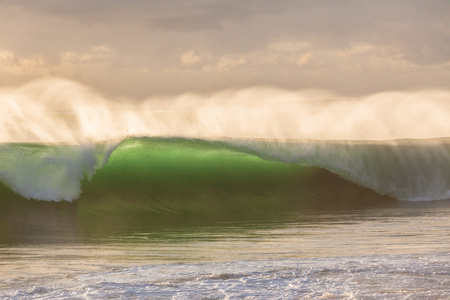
0;137;449;299
1;80;450;298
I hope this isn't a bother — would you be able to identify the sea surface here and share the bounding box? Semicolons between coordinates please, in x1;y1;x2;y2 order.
0;137;449;299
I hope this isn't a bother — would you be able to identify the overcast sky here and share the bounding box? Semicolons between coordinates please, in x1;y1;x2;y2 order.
0;0;449;98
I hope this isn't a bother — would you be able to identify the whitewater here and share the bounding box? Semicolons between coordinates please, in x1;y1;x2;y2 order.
1;78;450;299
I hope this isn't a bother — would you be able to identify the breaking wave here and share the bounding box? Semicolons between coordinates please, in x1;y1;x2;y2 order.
0;137;449;203
1;78;450;203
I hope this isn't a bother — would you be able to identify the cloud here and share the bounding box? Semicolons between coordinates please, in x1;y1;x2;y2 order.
0;0;449;96
268;41;311;53
181;51;203;66
0;50;13;61
151;14;223;32
296;53;311;67
212;54;246;71
59;46;114;65
0;49;46;76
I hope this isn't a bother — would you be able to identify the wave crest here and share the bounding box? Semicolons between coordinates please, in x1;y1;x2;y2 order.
0;137;449;202
0;143;117;201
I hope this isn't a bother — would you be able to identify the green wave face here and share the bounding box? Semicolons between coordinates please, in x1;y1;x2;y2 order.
85;137;311;202
74;138;393;233
0;137;396;238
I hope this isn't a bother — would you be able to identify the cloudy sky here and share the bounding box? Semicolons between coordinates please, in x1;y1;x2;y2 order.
0;0;449;98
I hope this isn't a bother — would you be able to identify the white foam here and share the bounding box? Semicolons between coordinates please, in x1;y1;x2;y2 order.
226;138;450;201
3;253;449;299
0;143;118;201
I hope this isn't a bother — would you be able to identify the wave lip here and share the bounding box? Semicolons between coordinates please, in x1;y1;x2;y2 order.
226;137;450;201
0;142;117;201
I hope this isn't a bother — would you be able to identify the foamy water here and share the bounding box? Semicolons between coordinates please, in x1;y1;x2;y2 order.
1;201;449;299
7;255;449;299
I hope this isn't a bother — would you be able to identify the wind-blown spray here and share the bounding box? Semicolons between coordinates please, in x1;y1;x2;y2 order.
1;78;450;201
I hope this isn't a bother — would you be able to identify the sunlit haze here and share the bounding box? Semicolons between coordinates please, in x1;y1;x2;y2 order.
1;1;450;142
0;0;449;98
2;78;450;143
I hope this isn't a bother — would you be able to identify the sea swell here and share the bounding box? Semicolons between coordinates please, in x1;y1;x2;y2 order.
0;137;449;204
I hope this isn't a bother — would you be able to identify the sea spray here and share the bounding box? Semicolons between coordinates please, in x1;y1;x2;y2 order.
223;138;450;201
0;142;118;201
1;79;450;202
2;79;450;144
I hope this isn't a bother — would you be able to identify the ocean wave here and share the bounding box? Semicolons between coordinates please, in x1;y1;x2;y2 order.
1;79;450;203
0;137;449;203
